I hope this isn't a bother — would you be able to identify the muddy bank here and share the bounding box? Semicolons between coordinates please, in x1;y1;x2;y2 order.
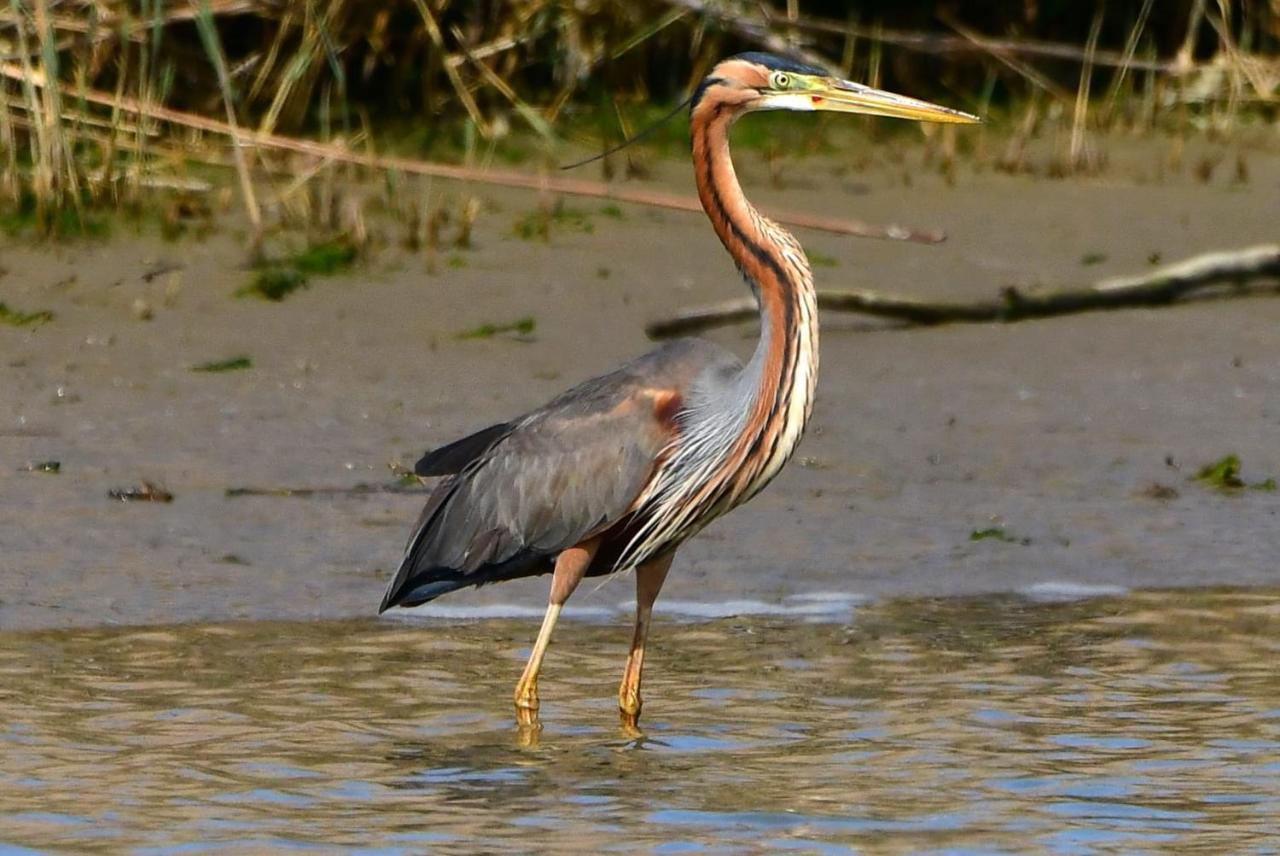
2;141;1278;630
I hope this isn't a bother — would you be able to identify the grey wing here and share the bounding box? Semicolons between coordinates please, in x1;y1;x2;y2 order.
413;421;514;477
379;338;738;610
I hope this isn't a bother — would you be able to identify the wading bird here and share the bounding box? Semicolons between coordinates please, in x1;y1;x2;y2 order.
380;53;978;729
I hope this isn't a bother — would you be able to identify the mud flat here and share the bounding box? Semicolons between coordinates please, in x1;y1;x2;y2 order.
2;141;1278;630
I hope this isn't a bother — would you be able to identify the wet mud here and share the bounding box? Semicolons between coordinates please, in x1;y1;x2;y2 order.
2;141;1279;630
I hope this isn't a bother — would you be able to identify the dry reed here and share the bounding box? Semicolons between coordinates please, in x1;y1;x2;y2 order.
0;0;1271;242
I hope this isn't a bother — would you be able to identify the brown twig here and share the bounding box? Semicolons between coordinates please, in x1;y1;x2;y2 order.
410;0;491;136
939;11;1072;102
0;61;947;244
645;244;1280;338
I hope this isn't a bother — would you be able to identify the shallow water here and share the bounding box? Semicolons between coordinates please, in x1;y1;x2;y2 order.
2;588;1279;853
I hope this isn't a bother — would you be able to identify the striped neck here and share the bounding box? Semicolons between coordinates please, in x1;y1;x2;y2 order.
690;100;820;504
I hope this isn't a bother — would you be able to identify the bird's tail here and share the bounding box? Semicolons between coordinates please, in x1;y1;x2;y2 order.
379;457;553;613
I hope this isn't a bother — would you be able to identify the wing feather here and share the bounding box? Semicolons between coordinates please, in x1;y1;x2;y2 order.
380;339;739;610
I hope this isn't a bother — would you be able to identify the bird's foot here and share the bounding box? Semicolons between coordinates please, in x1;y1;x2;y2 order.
618;690;643;734
515;716;543;747
514;682;540;728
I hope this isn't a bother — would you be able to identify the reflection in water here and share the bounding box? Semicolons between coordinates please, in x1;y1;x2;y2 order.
1;589;1278;851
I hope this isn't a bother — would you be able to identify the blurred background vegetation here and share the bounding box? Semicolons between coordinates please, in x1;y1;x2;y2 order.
0;0;1276;237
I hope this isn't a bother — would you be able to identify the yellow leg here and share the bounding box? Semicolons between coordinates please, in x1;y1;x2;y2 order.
512;538;599;727
514;602;562;726
618;553;674;731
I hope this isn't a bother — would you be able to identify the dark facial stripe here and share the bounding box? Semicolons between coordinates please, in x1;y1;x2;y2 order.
690;99;806;500
694;105;799;345
689;77;727;115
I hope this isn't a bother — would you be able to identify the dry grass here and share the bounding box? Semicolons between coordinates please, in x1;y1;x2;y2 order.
0;0;1273;245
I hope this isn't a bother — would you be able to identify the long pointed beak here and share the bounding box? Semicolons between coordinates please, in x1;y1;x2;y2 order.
813;80;981;124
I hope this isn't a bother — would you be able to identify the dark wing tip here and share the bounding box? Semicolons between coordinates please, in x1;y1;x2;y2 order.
379;572;468;612
414;421;513;477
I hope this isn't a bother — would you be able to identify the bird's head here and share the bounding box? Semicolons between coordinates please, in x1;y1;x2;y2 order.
693;52;980;125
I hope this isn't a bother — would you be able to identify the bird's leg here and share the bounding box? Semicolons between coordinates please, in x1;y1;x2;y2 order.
618;552;674;731
513;538;599;726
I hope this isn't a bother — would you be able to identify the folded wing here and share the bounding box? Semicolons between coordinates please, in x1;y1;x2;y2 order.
380;339;736;610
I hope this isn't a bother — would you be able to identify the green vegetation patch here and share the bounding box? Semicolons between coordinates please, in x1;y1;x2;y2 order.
0;192;110;239
457;316;536;340
237;240;357;301
1192;454;1277;492
806;249;839;268
293;240;358;275
0;302;55;328
969;526;1030;545
240;267;308;301
191;355;253;373
1193;454;1245;489
514;204;594;241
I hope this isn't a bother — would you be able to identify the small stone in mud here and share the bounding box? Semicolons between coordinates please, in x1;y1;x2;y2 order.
219;554;250;565
25;460;61;474
132;299;154;321
108;482;174;503
1138;483;1179;501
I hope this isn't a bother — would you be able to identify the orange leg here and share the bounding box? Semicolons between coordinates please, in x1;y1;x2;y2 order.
618;552;674;731
513;538;599;727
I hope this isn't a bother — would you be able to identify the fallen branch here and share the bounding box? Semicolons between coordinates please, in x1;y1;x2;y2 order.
225;482;429;498
645;244;1280;338
0;62;945;244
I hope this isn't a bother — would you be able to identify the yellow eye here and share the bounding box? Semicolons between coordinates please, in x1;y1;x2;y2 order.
770;72;791;90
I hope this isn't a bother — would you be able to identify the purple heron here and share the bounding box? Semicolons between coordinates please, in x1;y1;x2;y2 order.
380;53;978;729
